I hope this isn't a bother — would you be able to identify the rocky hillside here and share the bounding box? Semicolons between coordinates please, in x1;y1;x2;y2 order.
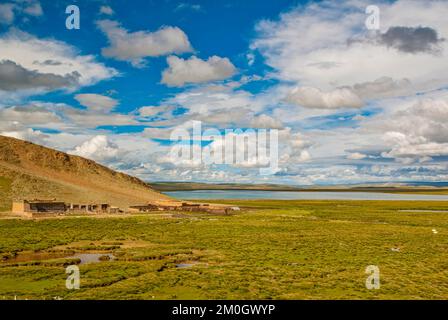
0;135;172;211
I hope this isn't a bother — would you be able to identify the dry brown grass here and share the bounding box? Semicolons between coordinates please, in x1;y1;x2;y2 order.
0;135;172;210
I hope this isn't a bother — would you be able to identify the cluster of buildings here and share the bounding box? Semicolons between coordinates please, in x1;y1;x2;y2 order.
12;199;121;217
129;202;239;215
11;199;238;218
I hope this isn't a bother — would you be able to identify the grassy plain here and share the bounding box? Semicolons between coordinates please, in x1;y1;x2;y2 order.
0;200;447;300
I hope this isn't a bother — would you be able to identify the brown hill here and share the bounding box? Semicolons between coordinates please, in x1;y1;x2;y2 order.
0;135;172;211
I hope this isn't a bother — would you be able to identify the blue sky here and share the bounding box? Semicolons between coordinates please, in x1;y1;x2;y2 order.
1;0;448;185
26;0;296;112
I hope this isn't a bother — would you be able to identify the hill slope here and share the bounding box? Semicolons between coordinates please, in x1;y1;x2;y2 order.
0;135;172;211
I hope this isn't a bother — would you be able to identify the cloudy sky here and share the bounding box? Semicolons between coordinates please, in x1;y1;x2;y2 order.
1;0;448;185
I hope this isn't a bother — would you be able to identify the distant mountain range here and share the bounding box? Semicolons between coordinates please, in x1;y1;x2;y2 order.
150;181;448;192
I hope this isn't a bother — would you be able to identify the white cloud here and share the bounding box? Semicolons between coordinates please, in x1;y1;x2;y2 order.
75;94;118;113
0;1;43;25
286;87;363;109
70;135;120;162
250;114;283;129
0;100;136;132
138;105;175;118
246;52;255;66
97;20;193;67
23;1;43;17
99;5;114;15
161;55;237;87
354;91;448;164
381;131;447;162
142;127;174;140
252;0;448;100
3;0;448;186
175;3;202;12
0;4;15;24
65;112;137;128
1;127;48;145
143;119;206;140
349;77;414;100
0;60;79;91
61;93;136;128
347;152;367;160
384;104;448;160
0;30;116;98
0;103;63;131
151;85;268;128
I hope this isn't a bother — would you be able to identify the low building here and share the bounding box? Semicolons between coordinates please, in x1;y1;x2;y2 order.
109;206;120;214
128;204;159;213
67;203;114;214
12;199;119;217
12;199;67;217
127;202;240;215
11;199;238;217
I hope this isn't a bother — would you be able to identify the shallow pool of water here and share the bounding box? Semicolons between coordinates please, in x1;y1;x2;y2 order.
176;263;194;268
67;253;115;265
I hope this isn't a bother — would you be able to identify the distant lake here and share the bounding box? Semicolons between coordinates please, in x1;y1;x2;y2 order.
164;190;448;201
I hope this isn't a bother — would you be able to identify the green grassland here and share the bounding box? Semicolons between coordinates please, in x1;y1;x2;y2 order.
0;200;448;300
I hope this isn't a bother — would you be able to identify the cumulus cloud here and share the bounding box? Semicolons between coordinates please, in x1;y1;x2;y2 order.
252;0;448;100
0;103;63;131
381;131;448;163
144;84;286;134
146;84;287;132
0;100;135;132
0;30;116;97
161;55;237;87
286;87;363;109
23;1;43;17
65;94;138;128
97;20;193;66
99;5;114;15
250;114;283;129
75;94;118;113
360;94;448;163
142;127;174;140
64;109;137;128
70;135;120;162
350;77;413;100
1;127;49;145
378;26;444;54
0;60;80;91
347;152;367;160
3;0;448;186
138;105;175;118
157;85;267;125
33;59;64;67
201;132;268;169
277;128;312;164
0;1;42;25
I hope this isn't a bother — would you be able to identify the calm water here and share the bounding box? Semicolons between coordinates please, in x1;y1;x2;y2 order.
67;253;116;265
165;190;448;201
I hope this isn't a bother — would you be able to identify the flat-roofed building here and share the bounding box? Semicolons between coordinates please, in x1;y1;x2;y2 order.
68;203;112;213
12;199;117;217
12;199;66;217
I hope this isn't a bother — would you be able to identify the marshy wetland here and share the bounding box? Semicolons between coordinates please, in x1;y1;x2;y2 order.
0;200;447;299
